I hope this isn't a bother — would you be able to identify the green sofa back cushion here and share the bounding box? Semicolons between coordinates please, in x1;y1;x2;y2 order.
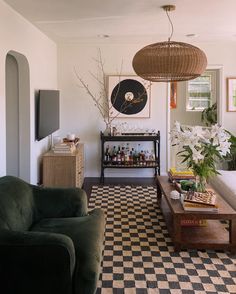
0;176;34;231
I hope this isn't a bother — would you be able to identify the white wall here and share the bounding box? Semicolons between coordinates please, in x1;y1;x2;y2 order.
197;42;236;135
58;44;167;177
58;41;236;178
0;0;57;184
2;0;236;181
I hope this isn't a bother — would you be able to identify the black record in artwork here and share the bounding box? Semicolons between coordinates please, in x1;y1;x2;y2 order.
110;79;147;115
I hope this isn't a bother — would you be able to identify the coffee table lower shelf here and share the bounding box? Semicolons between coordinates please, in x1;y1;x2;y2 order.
157;176;236;253
172;219;231;251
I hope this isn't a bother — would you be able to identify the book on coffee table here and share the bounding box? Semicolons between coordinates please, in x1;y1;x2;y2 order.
168;172;195;182
169;167;194;176
181;219;207;226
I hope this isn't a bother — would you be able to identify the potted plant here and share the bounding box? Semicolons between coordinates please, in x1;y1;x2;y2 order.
201;102;217;126
170;122;231;192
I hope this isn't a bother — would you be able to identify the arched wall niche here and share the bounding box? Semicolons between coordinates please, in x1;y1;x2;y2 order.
5;50;30;181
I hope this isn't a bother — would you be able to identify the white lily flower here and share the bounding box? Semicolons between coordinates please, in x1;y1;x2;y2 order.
170;128;181;145
170;122;231;181
189;144;196;153
174;121;181;132
212;136;219;146
202;129;211;143
191;126;204;139
192;149;204;162
170;135;179;146
218;132;230;143
211;124;221;137
217;141;231;156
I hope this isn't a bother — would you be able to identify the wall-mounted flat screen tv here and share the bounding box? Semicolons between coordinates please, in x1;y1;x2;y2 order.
36;89;60;141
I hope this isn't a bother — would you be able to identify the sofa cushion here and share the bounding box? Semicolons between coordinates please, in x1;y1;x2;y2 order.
210;170;236;210
31;208;105;294
0;176;34;231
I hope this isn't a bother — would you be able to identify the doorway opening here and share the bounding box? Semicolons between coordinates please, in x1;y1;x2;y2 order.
166;65;223;171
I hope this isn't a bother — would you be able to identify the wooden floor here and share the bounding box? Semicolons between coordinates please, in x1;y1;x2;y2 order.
83;177;156;199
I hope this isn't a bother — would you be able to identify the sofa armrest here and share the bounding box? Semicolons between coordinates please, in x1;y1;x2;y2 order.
32;185;88;220
0;229;75;294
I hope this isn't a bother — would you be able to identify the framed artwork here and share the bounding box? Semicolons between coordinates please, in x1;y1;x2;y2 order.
170;82;177;109
108;75;151;118
227;77;236;112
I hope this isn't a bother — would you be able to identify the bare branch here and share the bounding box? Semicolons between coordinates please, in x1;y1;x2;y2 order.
74;67;107;118
89;70;104;87
74;50;151;130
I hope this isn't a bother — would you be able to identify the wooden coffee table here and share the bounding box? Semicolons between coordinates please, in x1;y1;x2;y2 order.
156;176;236;252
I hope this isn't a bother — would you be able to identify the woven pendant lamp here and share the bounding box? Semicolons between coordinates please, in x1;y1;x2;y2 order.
132;5;207;82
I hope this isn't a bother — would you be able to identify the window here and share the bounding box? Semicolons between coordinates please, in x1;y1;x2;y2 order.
186;71;216;111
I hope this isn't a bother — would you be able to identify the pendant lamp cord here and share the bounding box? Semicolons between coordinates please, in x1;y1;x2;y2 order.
166;9;174;41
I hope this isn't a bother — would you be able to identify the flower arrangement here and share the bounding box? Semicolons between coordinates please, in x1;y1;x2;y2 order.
170;121;231;192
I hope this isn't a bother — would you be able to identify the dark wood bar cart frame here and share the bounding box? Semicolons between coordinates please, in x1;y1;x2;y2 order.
100;131;160;183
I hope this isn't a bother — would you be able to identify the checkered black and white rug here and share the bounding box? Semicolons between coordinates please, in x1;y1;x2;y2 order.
88;185;236;294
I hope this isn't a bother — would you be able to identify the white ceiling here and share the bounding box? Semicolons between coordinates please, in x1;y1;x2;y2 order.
4;0;236;43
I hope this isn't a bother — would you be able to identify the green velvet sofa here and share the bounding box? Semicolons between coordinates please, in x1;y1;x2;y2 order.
0;176;105;294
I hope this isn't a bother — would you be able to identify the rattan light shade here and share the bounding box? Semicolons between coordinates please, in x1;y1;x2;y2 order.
132;41;207;82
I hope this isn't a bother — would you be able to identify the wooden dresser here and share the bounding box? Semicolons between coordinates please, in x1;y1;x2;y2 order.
42;144;84;188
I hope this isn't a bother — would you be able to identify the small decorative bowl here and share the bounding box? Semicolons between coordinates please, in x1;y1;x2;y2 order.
170;190;180;200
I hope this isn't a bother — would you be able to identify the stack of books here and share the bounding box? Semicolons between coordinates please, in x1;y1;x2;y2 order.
52;142;76;154
181;219;207;226
52;137;80;154
168;167;195;182
180;190;218;212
